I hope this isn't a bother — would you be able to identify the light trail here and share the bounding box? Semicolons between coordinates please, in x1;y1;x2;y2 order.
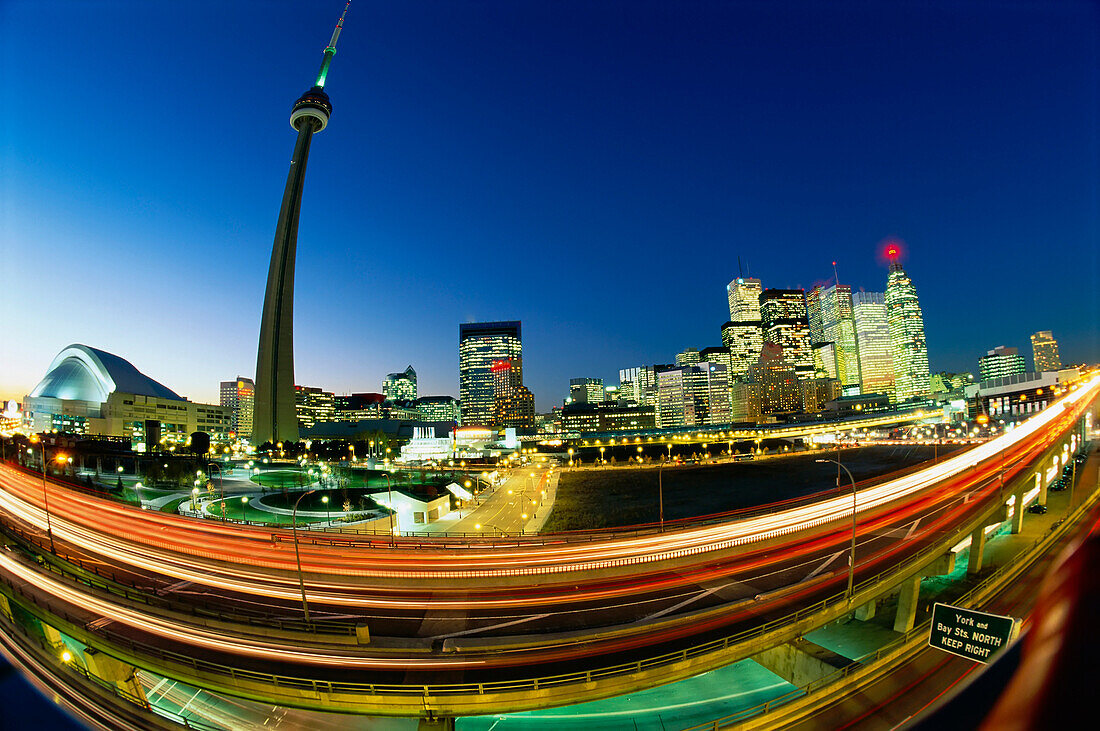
0;377;1092;613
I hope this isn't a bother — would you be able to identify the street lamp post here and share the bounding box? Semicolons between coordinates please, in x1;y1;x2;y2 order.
382;472;396;546
658;463;666;531
291;488;318;623
29;437;56;554
817;458;857;604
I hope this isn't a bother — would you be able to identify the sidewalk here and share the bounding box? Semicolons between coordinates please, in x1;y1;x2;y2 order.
524;470;560;534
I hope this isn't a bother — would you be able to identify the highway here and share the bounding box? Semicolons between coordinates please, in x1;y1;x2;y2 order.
0;376;1095;698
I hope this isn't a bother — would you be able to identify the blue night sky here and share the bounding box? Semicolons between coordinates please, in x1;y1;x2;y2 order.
1;1;1096;410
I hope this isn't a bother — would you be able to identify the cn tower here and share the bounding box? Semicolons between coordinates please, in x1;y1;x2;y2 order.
253;3;351;447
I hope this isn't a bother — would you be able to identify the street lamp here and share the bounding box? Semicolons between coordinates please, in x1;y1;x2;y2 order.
381;472;396;545
291;488;318;623
567;447;574;467
28;436;57;554
657;462;666;531
322;495;329;524
599;446;605;465
817;458;857;604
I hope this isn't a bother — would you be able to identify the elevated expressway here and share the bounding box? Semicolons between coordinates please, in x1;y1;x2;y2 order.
0;377;1096;725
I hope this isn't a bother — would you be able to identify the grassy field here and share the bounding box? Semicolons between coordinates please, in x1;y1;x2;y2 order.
160;497;189;514
543;444;969;532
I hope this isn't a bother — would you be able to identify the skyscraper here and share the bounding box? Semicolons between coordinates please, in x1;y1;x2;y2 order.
722;321;764;380
656;362;730;428
383;366;417;401
253;5;350;447
760;289;814;380
219;377;255;441
820;284;861;393
852;292;895;400
569;378;605;404
618;367;641;403
805;286;826;345
676;348;702;367
727;277;763;321
295;385;336;431
459;321;523;426
979;346;1026;382
746;342;802;415
724;276;764;379
884;251;931;402
492;360;535;428
1030;331;1061;372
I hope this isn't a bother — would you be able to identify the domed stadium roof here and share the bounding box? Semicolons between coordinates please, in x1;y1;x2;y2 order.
29;344;182;403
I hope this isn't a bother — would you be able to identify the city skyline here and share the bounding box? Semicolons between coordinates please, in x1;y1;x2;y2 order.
2;1;1097;410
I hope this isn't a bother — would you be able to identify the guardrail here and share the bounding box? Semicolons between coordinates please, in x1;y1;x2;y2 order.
0;401;1089;715
0;518;358;638
678;442;1098;730
0;456;1053;706
0;605;222;731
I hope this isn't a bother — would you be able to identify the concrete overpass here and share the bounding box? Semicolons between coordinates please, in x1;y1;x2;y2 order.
0;376;1095;727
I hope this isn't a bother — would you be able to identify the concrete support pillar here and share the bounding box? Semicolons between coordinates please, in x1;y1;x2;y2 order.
1011;489;1025;535
0;594;11;621
893;574;922;633
1039;463;1052;506
968;525;987;575
82;648;148;706
854;600;876;621
418;717;455;730
41;622;64;649
752;637;856;688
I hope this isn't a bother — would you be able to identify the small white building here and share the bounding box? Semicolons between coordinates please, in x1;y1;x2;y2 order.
398;426;454;463
372;488;451;527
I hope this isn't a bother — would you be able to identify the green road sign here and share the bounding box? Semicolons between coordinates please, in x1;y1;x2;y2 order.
928;603;1018;663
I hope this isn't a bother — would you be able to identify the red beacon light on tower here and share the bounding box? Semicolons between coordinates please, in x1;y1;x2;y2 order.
879;237;906;267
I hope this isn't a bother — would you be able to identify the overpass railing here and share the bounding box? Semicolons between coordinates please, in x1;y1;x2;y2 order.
677;442;1097;730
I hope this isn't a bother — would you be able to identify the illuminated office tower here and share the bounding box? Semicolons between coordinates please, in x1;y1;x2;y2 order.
805;286;826;345
676;348;702;367
383;365;417;401
492;359;534;428
727;277;762;322
722;321;764;379
979;346;1026;382
253;5;351;446
820;284;861;394
852;292;895;400
569;377;605;404
760;289;814;380
724;276;765;379
295;385;335;431
618;368;641;403
812;342;839;380
1030;331;1061;372
459;321;523;426
884;252;931;402
656;362;730;427
746;342;802;415
219;377;255;440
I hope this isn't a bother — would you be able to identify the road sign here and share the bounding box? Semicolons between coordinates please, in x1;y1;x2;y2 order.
928;603;1018;663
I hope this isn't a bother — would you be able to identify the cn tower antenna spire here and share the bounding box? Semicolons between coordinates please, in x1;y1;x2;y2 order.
315;1;352;89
